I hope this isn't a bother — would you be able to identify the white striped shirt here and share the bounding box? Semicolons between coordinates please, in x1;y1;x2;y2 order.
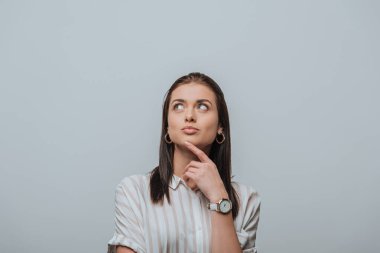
107;173;261;253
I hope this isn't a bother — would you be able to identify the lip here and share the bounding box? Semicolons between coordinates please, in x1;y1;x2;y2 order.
181;126;199;130
181;126;199;134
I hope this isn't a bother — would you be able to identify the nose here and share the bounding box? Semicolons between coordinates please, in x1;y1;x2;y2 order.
185;108;196;122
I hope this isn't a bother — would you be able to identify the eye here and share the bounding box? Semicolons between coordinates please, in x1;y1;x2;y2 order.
173;103;184;111
198;103;209;111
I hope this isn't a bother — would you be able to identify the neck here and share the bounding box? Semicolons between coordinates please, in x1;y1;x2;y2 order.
173;144;211;178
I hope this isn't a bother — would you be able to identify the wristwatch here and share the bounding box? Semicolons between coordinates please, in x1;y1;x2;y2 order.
207;198;232;214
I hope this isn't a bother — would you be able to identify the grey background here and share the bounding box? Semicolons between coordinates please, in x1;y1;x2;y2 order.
1;0;379;252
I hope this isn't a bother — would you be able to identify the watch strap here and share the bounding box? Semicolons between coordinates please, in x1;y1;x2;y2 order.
207;202;219;211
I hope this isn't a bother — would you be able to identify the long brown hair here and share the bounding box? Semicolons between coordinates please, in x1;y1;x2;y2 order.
149;72;240;219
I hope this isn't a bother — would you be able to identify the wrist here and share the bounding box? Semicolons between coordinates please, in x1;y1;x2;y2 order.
207;197;233;214
209;188;229;203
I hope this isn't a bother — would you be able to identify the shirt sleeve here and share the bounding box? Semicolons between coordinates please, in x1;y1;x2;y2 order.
107;179;146;253
236;186;261;253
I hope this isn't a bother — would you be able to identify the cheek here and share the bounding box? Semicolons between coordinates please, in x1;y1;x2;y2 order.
167;113;180;129
208;113;219;126
202;115;219;132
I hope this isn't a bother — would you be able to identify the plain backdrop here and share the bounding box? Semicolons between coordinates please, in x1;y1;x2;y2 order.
1;1;379;252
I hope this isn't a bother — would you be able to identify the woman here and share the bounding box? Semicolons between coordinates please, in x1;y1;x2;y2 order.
107;72;261;253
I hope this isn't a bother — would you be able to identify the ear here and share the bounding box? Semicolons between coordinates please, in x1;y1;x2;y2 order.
217;126;223;134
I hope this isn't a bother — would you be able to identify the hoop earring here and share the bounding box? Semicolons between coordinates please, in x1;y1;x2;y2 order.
164;133;173;144
216;132;225;144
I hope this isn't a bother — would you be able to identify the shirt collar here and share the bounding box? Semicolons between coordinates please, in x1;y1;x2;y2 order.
168;174;183;190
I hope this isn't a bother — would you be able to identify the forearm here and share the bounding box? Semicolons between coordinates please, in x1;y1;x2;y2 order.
211;212;242;253
210;191;242;253
116;246;135;253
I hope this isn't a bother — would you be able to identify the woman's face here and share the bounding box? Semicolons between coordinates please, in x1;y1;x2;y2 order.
167;82;222;151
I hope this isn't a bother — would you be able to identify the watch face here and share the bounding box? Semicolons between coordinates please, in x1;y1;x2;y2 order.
220;199;232;213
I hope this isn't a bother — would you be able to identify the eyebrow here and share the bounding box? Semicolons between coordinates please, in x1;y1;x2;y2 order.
170;99;213;105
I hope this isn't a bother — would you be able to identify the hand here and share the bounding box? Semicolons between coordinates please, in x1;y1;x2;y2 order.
182;141;228;202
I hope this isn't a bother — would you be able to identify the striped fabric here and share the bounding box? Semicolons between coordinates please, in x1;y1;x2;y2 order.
107;173;261;253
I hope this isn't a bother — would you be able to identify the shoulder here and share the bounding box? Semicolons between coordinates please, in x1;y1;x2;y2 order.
113;174;151;209
232;181;259;198
232;180;261;209
117;173;150;194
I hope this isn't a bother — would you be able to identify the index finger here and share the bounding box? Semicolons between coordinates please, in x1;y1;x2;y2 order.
184;141;212;163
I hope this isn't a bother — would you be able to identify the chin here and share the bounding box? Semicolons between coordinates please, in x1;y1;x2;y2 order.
182;138;211;148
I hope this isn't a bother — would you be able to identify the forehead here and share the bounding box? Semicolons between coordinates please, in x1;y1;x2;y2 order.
170;82;216;102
